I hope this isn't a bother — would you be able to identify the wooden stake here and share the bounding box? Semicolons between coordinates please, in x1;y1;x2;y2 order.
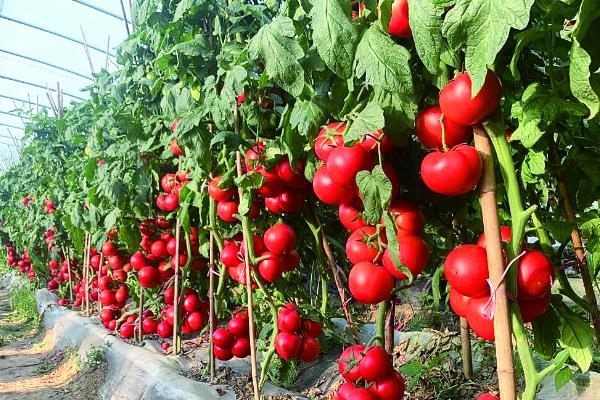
236;151;260;400
474;126;516;400
97;252;104;311
385;300;395;353
80;26;96;79
172;217;182;355
549;141;600;342
62;246;73;304
460;317;473;378
82;234;89;314
208;230;216;381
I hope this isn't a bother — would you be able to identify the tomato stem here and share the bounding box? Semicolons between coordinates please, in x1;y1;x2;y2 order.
375;301;387;346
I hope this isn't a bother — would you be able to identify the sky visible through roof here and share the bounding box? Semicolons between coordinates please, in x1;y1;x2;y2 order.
0;0;132;166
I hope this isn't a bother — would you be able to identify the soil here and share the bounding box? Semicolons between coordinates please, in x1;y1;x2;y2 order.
0;287;107;400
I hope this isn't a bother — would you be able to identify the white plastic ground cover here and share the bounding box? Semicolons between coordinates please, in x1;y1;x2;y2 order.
35;288;235;400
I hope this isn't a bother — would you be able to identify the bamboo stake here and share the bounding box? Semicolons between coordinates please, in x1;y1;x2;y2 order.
172;217;182;355
208;230;216;381
385;300;395;353
118;0;131;35
82;234;89;314
105;36;111;71
236;151;260;400
549;141;600;342
97;252;104;311
80;26;96;79
62;245;73;304
460;317;473;378
474;126;516;400
85;234;92;316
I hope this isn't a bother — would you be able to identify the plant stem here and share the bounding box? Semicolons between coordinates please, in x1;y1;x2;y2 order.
375;301;386;345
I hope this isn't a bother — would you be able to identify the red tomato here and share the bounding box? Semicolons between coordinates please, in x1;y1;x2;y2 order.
240;234;267;256
313;165;357;205
150;240;169;259
186;312;205;331
476;394;499;400
278;303;302;333
388;0;411;37
213;327;235;348
314;122;346;161
439;70;503;126
517;250;554;301
416;106;470;149
232;337;251;358
258;252;285;282
420;144;482;196
98;276;113;291
112;269;127;283
161;173;178;193
358;346;392;381
142;317;157;334
170;139;183;156
348;262;394;304
119;323;135;339
228;315;249;337
255;166;285;198
449;288;471;318
382;163;400;200
382;235;429;280
466;296;495;342
368;370;406;400
337;382;358;400
155;216;172;229
275;331;302;360
208;176;236;202
108;255;123;270
265;196;284;214
213;345;234;361
163;193;179;211
298;336;320;362
183;293;200;313
477;225;512;248
444;245;489;298
130;252;146;270
339;202;367;232
519;292;550;323
100;308;113;322
115;285;128;303
338;344;365;382
138;266;160;288
276;157;309;187
346;226;385;265
244;142;265;171
302;319;323;337
326;144;374;187
99;289;115;306
277;190;305;213
348;388;378;400
102;241;117;256
264;223;296;255
220;242;241;268
360;129;394;153
282;250;301;272
388;200;424;236
217;201;239;222
156;321;173;338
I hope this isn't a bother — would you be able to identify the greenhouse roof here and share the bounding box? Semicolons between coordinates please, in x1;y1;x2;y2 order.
0;0;132;166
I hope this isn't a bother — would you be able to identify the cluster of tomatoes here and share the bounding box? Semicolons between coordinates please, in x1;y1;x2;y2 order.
335;345;405;400
418;70;502;196
445;226;554;341
5;243;36;281
212;311;251;360
274;303;322;362
156;171;189;212
159;286;208;338
43;197;56;214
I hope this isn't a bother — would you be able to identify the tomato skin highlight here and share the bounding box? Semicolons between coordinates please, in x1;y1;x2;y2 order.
348;262;394;304
444;244;490;298
416;106;470;149
420;144;482;196
388;0;411;37
439;70;503;126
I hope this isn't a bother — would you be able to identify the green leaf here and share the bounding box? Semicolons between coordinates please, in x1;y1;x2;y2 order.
290;100;325;137
356;165;392;224
169;33;208;57
555;367;573;392
569;0;600;119
346;103;385;144
104;209;120;232
370;87;417;145
524;149;546;175
249;16;306;96
354;23;413;93
442;0;534;95
556;302;595;372
408;0;445;75
532;307;560;359
509;27;546;80
310;0;358;79
383;211;413;282
378;0;393;31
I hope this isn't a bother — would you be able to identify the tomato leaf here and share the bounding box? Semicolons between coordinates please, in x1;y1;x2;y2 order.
383;211;413;282
442;0;534;95
345;102;385;144
356;165;392;224
408;0;445;77
378;0;393;31
290;99;325;138
532;307;560;359
354;23;413;93
310;0;357;79
554;366;573;392
554;300;595;372
248;17;306;96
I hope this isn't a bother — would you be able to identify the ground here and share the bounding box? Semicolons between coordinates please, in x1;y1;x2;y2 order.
0;286;107;400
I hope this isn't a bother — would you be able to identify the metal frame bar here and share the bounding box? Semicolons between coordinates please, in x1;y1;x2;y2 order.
0;48;92;80
0;75;86;101
0;110;30;119
0;122;24;130
0;133;21;141
0;94;50;109
0;15;115;56
72;0;131;23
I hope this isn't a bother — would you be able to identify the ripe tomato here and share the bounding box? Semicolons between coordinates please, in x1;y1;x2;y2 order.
278;303;302;333
213;327;235;348
275;331;302;360
142;317;157;334
163;193;179;211
231;337;251;358
213;345;234;361
517;250;554;301
519;292;550;323
348;262;394;304
338;344;366;382
156;321;173;338
302;319;323;337
244;142;265;171
264;223;296;255
449;287;471;318
348;388;378;400
161;173;178;193
186;312;205;331
183;293;200;313
439;70;503;126
100;308;113;322
119;323;135;339
339;202;367;232
388;0;411;37
112;268;127;283
115;285;128;303
420;144;482;196
368;370;406;400
416;106;470;149
298;336;320;362
444;244;489;298
140;235;153;252
258;252;285;282
139;218;157;236
150;240;169;259
208;176;236;201
314;122;345;161
358;346;392;381
170;138;183;157
313;165;357;205
108;255;123;270
282;250;301;272
255;166;285;198
138;266;160;288
265;196;284;214
102;241;117;256
337;382;357;400
476;394;499;400
346;226;385;265
217;201;238;222
382;235;429;280
220;242;241;268
388;200;424;236
277;190;305;213
129;252;146;270
477;225;512;248
228;315;249;337
466;296;495;342
240;234;267;256
360;129;394;153
276;156;309;188
326;144;374;187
